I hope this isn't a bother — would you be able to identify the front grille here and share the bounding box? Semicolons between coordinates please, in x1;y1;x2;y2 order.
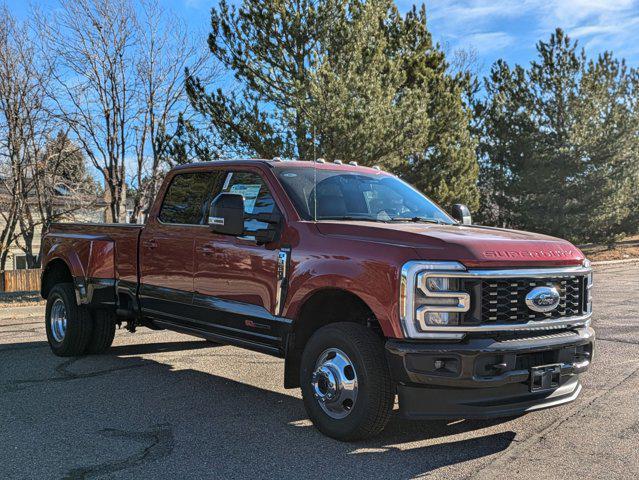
476;276;586;324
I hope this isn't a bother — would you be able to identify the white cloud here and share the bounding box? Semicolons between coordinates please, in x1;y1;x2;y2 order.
464;31;515;54
428;0;526;22
425;0;639;62
549;0;636;27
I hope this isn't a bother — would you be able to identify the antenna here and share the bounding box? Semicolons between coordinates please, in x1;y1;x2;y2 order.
313;125;318;222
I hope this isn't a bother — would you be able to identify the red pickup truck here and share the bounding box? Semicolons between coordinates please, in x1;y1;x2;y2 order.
40;159;594;440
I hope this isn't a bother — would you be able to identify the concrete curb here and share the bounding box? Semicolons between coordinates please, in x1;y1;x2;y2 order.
591;258;639;266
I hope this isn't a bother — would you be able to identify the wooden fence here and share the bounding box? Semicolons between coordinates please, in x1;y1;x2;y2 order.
1;269;42;293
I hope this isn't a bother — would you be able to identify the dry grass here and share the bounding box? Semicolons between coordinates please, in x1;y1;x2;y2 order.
580;234;639;262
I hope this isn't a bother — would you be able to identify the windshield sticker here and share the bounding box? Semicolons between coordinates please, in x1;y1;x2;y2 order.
230;184;262;213
222;173;233;190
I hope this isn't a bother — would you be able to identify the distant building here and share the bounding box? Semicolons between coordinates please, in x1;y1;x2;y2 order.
0;186;107;271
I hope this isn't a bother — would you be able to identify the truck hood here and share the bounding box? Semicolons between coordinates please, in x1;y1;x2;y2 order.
315;221;585;268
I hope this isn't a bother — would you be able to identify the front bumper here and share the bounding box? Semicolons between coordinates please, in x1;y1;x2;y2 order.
385;326;594;419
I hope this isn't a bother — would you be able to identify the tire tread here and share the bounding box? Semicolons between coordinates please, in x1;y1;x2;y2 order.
301;322;394;441
46;283;93;357
85;309;116;354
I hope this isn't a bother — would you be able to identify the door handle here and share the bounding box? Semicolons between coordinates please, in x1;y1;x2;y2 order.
143;239;158;249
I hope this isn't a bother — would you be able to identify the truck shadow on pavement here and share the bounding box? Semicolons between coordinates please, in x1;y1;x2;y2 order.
2;339;517;479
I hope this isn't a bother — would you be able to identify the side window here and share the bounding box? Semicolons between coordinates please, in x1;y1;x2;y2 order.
221;171;276;233
159;172;213;225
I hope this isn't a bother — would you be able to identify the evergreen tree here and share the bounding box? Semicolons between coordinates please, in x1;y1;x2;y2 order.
43;131;88;185
477;29;639;242
186;0;479;210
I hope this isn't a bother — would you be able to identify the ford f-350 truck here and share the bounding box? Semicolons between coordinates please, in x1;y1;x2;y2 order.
40;159;594;440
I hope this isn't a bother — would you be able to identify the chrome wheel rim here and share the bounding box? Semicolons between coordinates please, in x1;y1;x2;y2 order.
311;348;358;419
50;298;67;343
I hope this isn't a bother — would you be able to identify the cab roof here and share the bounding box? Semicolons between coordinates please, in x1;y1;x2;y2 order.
171;158;387;175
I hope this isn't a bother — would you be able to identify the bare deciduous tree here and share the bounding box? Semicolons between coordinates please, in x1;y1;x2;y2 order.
39;0;137;223
0;7;27;269
0;7;56;269
129;0;214;223
1;7;101;269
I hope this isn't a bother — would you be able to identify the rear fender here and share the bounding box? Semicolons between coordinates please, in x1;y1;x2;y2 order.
42;235;116;307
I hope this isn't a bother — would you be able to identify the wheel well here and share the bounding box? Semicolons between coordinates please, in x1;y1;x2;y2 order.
284;289;381;389
41;259;73;299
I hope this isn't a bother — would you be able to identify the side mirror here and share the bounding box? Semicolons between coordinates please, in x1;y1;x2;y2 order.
209;193;245;236
452;204;472;225
248;209;282;245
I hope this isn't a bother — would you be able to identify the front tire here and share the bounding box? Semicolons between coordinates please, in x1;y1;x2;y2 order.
45;283;93;357
300;322;394;441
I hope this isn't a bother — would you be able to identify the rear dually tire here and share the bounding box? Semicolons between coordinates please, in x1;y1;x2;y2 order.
85;309;116;354
45;283;93;357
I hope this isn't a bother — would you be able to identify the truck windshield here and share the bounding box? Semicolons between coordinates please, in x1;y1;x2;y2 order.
275;167;454;224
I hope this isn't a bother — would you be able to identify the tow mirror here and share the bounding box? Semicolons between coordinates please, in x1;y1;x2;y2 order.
208;193;245;236
452;204;472;225
251;210;282;245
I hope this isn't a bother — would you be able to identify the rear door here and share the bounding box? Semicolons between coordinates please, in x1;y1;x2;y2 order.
139;171;213;323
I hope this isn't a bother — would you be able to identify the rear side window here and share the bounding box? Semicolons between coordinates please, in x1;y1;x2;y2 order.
159;173;212;225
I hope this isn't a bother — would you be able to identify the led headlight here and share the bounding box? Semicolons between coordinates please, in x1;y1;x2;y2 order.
583;258;593;314
400;261;470;339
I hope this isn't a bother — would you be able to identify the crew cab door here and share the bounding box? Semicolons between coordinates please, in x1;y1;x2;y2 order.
193;168;290;353
139;172;213;322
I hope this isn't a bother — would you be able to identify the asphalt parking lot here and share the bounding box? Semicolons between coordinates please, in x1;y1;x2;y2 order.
1;263;638;480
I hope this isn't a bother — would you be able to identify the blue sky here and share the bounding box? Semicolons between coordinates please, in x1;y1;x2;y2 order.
9;0;639;74
422;0;639;73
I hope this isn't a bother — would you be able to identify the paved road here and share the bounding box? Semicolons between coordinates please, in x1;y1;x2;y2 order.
1;264;638;479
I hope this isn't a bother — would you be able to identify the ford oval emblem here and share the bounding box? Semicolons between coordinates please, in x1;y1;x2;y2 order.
525;286;560;313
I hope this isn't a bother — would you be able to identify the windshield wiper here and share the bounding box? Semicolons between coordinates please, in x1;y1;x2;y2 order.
388;217;443;224
317;216;388;222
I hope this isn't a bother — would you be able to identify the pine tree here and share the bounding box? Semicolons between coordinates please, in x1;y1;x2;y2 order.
186;0;479;210
477;29;639;242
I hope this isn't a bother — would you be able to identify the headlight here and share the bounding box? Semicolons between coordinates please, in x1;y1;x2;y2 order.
400;261;469;339
583;258;593;313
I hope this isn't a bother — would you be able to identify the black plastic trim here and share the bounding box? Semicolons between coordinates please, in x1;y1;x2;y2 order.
73;276;116;308
139;283;292;355
386;327;594;388
152;319;282;357
386;327;594;418
398;376;582;419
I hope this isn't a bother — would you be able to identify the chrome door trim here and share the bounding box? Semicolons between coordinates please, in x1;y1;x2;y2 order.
274;247;291;316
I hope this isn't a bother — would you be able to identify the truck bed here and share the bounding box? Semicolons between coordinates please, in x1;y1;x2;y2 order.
43;223;144;286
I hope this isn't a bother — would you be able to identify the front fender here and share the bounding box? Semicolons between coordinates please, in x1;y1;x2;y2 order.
282;258;403;338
